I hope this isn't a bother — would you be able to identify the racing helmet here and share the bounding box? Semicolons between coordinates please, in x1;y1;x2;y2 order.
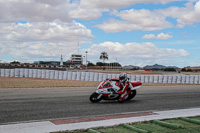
119;73;127;82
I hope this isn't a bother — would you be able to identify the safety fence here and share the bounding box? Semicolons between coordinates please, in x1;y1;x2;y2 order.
0;68;200;84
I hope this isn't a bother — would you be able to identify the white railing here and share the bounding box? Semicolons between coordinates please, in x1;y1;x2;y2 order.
0;68;200;84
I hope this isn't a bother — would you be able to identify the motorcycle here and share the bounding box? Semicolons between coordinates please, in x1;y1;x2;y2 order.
90;78;142;103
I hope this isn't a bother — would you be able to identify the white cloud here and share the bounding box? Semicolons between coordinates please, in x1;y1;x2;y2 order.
157;32;173;39
143;33;173;39
0;21;93;42
157;0;200;28
75;0;180;9
84;41;189;66
68;0;180;20
96;9;173;32
95;1;200;32
0;21;94;62
1;0;178;22
142;34;156;39
0;0;72;22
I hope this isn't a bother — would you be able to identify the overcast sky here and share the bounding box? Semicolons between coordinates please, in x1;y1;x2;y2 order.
0;0;200;67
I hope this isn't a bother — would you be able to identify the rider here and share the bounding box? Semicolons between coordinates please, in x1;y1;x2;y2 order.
118;73;130;101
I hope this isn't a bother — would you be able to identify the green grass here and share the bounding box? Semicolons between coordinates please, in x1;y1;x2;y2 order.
57;116;200;133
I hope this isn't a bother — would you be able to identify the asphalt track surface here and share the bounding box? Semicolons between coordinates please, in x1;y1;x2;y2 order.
0;85;200;125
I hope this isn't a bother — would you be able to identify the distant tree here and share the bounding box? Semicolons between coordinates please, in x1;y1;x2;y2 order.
164;68;176;71
10;61;20;64
181;68;186;71
96;62;103;66
181;68;192;72
99;51;108;70
88;62;95;66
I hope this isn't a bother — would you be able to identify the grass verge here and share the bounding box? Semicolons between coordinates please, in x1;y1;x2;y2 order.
55;116;200;133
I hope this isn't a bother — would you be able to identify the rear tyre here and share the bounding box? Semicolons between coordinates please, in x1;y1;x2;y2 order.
90;92;102;103
126;90;137;101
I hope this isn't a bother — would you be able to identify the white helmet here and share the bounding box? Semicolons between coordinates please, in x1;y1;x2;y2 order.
119;73;127;83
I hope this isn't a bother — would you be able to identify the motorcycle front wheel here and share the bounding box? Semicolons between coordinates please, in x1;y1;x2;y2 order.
90;92;102;103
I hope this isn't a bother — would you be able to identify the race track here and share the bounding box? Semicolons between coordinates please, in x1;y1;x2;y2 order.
0;85;200;124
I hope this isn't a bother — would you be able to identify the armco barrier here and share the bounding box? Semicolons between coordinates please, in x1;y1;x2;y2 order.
5;69;10;77
45;70;50;79
89;72;94;81
81;72;86;81
10;69;15;77
54;70;59;79
85;72;90;81
67;72;72;80
98;73;103;82
0;68;200;84
72;72;76;80
41;70;46;78
63;71;68;80
76;72;81;81
33;69;37;78
37;69;42;78
94;73;99;81
59;71;63;80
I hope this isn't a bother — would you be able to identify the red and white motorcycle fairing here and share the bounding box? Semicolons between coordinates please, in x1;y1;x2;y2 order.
90;78;142;103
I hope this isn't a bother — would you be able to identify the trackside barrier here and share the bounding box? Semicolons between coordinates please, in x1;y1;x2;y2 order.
158;75;163;83
111;74;116;79
59;71;63;80
72;72;76;80
37;69;42;78
89;72;94;81
5;69;10;77
15;68;20;77
181;75;186;84
50;70;55;79
85;72;90;81
76;72;81;81
94;73;99;81
194;75;199;84
45;70;50;79
149;75;154;83
144;75;149;83
177;75;181;84
19;69;24;77
103;73;107;80
107;74;112;79
81;72;86;81
163;75;168;83
98;73;103;82
67;72;72;80
63;71;68;80
33;69;37;78
41;70;46;78
10;69;15;77
54;70;59;79
141;75;145;83
153;75;159;83
0;68;200;84
28;69;33;78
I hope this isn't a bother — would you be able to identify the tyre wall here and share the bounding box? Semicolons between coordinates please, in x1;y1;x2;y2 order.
0;68;199;84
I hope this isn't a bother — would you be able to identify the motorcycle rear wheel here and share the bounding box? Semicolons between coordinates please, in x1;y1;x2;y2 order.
126;90;137;101
90;92;102;103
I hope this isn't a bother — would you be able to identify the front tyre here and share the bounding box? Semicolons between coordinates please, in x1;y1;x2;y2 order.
126;90;137;101
90;92;102;103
